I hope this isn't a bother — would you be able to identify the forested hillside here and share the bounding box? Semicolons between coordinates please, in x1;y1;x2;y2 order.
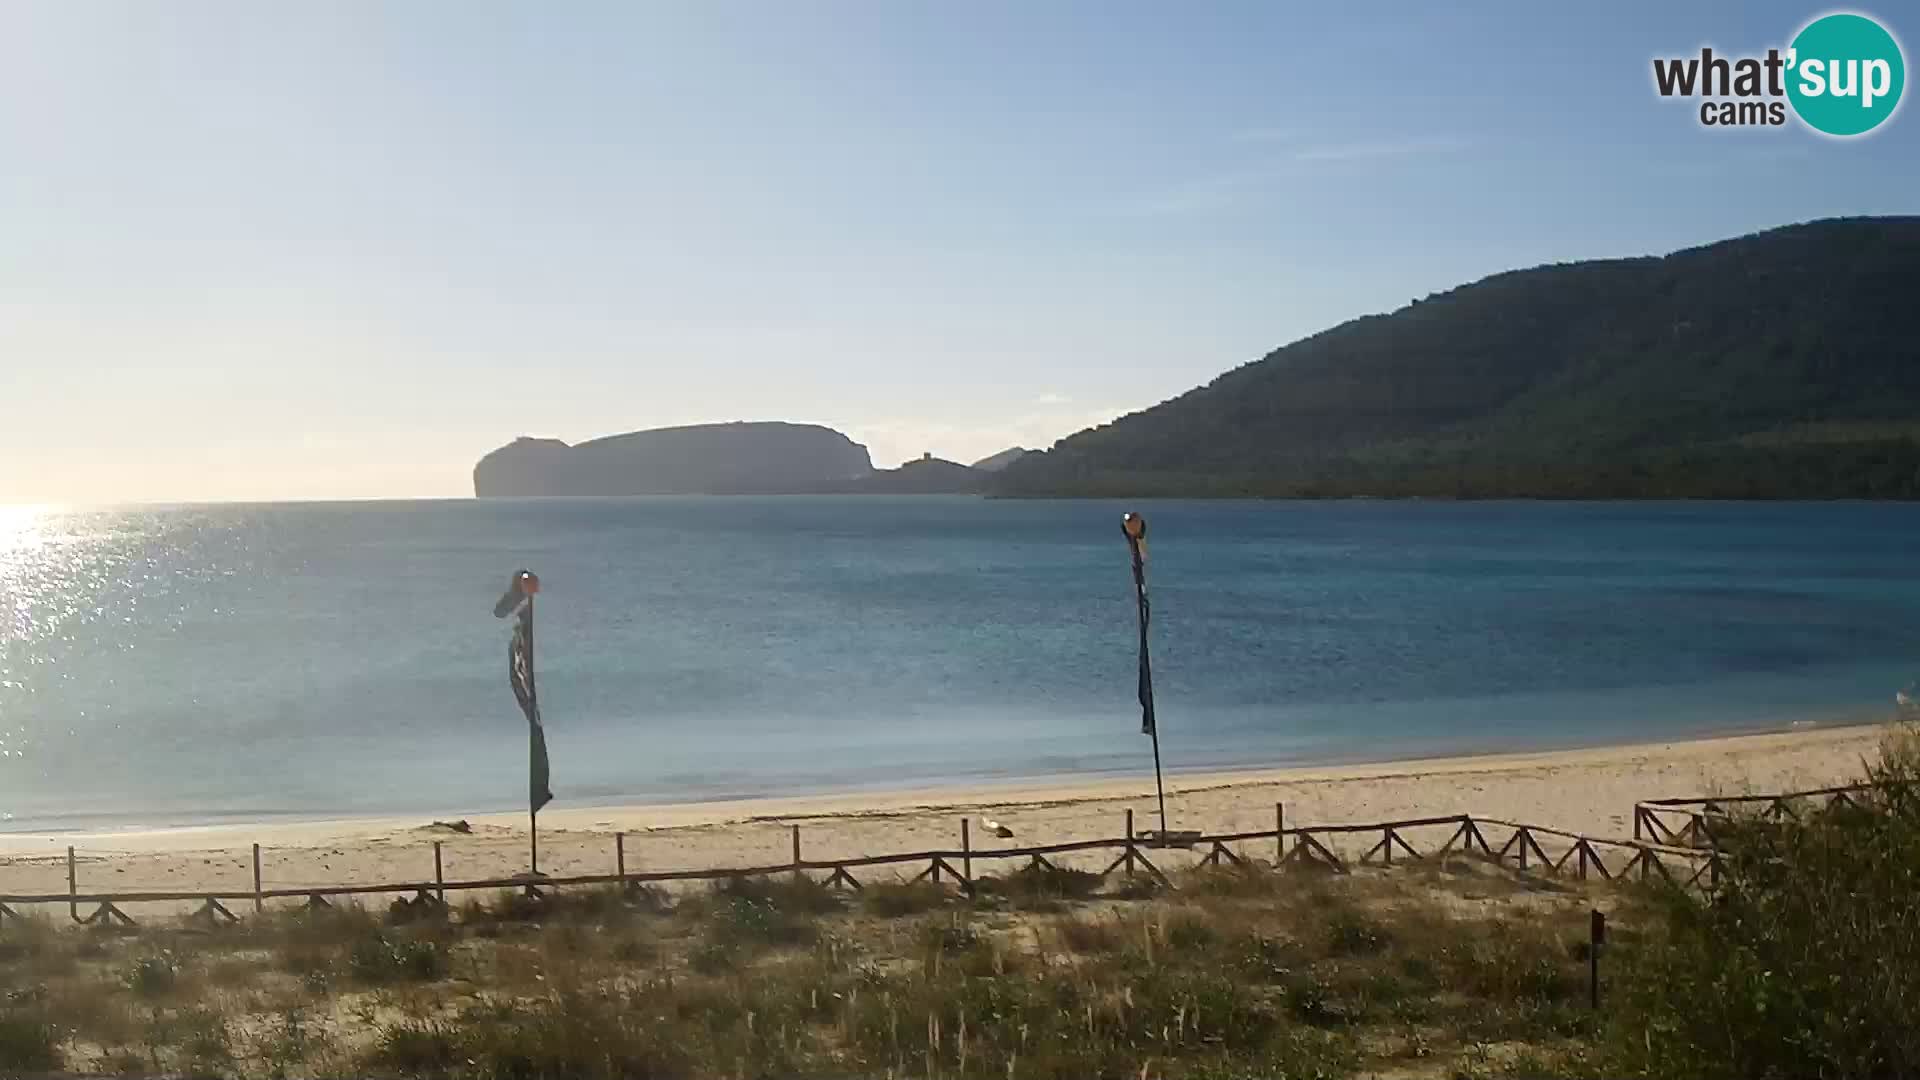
999;218;1920;498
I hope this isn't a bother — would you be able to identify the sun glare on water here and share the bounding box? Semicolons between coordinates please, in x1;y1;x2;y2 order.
0;504;55;576
0;506;55;767
0;505;66;646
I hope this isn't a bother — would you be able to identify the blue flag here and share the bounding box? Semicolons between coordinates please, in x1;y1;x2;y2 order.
496;570;553;814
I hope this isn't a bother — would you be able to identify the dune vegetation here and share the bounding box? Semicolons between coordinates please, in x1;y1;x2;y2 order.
1;725;1915;1079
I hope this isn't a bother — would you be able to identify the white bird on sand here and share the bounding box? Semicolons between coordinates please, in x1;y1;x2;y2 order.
981;817;1014;839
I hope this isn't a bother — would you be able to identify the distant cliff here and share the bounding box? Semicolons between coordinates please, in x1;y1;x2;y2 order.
859;456;984;494
969;447;1034;472
473;422;876;496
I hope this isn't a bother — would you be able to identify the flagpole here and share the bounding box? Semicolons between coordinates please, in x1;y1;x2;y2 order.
495;569;550;883
1122;512;1168;839
525;592;539;878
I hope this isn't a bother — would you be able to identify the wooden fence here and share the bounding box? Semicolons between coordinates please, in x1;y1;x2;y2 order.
0;804;1713;929
1632;782;1882;849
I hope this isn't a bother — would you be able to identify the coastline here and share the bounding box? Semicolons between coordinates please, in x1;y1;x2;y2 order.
1;707;1889;841
0;722;1891;909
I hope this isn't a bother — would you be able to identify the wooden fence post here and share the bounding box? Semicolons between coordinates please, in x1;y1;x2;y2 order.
67;846;77;923
1276;802;1285;865
252;844;263;915
615;832;626;883
960;818;971;884
1124;809;1137;873
791;824;802;881
433;841;445;904
1589;909;1606;1009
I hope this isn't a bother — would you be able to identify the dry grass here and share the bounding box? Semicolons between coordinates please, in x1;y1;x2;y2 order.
0;855;1621;1078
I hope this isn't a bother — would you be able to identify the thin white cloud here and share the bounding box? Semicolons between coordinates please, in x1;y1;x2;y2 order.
1290;135;1471;162
1034;392;1071;406
1110;165;1286;217
1229;126;1301;144
1110;134;1470;217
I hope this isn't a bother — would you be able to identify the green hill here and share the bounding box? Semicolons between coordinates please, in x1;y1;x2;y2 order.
998;217;1920;499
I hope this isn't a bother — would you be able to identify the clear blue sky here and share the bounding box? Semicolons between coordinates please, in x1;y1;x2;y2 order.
2;2;1913;502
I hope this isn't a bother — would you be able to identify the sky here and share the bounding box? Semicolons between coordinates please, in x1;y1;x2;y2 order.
2;2;1915;504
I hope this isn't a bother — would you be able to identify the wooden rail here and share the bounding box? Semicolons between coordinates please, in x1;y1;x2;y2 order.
1632;781;1885;848
0;802;1718;927
1472;818;1713;887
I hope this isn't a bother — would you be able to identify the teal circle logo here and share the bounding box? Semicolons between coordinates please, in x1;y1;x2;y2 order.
1787;13;1905;136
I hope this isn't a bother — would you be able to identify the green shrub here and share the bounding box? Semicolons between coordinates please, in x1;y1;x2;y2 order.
173;1006;232;1073
973;862;1102;907
0;1011;60;1073
348;934;446;984
1233;931;1307;984
1286;968;1360;1028
918;919;982;955
124;954;177;998
1056;916;1121;955
1593;722;1920;1079
687;939;738;975
371;989;698;1079
712;873;842;916
708;896;815;948
1326;910;1392;957
1163;907;1219;951
474;884;660;926
1182;863;1281;898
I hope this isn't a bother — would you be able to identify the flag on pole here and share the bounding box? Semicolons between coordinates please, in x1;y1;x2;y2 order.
496;571;553;813
1122;514;1155;736
1134;595;1154;736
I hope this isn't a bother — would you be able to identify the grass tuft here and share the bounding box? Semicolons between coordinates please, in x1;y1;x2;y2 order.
860;879;949;918
973;862;1103;907
347;933;447;984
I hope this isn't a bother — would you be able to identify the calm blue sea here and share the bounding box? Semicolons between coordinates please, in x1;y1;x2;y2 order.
1;498;1914;832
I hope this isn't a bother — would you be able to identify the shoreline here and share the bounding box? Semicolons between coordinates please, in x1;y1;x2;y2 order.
0;719;1890;858
0;722;1891;913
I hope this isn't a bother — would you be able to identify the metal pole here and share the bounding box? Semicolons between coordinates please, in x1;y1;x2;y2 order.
1147;709;1168;837
527;593;539;878
252;843;263;915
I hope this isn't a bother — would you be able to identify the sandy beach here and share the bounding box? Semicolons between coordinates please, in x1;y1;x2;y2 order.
0;724;1888;910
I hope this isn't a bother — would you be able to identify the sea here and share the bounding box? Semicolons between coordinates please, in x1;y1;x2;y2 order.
2;498;1916;833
